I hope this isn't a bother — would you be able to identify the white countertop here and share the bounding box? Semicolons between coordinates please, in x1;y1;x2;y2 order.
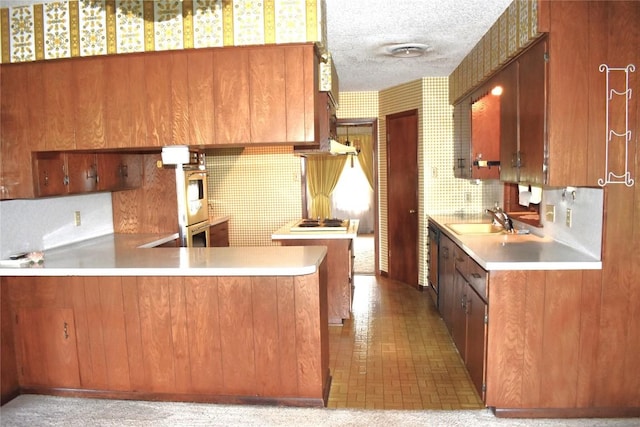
272;219;359;240
0;233;327;277
429;215;601;271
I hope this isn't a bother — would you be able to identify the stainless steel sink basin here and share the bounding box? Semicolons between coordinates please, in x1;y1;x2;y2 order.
446;223;504;235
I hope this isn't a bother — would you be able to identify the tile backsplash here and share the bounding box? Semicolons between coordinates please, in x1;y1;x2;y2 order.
535;186;604;259
0;192;114;259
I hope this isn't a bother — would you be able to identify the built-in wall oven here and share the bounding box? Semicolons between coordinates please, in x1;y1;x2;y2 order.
163;146;210;247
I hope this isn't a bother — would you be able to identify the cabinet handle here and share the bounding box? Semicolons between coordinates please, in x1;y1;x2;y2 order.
442;247;449;259
460;294;467;310
120;164;129;178
86;164;98;182
63;322;69;340
471;273;482;279
466;298;472;315
43;171;49;186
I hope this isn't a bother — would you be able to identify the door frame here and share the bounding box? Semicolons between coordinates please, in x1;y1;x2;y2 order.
336;118;379;275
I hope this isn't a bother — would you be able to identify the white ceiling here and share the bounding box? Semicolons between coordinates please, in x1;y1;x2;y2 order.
4;0;513;92
326;0;512;91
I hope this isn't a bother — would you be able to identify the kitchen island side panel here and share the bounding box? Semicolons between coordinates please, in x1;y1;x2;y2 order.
2;265;329;406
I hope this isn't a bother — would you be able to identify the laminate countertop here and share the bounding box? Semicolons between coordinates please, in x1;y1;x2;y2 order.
429;214;602;271
0;233;327;277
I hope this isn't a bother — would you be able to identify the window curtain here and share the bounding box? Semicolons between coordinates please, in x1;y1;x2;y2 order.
307;156;347;219
339;133;373;189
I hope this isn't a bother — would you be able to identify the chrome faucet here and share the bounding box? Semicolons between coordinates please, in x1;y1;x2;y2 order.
486;206;514;232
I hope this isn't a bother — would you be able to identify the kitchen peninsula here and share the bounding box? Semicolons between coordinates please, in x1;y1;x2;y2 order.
0;235;330;407
272;219;359;324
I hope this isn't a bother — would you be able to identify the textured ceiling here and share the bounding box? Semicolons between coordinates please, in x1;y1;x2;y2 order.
4;0;513;92
326;0;512;91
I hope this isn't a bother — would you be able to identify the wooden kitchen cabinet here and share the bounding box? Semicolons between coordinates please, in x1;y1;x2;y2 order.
0;63;35;199
187;49;215;146
452;97;472;179
436;226;488;400
144;53;173;147
43;59;75;151
96;153;143;192
499;37;547;185
74;56;106;150
438;233;456;331
470;78;501;180
209;221;230;247
213;47;251;144
34;151;135;196
14;307;81;388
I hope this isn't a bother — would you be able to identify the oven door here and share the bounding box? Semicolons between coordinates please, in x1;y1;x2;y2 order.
186;221;210;247
184;170;209;226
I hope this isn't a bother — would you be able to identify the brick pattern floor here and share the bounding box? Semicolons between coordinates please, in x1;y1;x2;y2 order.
327;275;484;410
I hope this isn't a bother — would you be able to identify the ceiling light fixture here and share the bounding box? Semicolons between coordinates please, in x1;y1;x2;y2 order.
385;43;430;58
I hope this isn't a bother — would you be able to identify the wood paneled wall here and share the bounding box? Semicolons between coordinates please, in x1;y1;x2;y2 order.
111;153;178;234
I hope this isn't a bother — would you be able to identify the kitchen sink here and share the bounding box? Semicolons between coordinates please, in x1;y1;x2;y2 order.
446;223;504;235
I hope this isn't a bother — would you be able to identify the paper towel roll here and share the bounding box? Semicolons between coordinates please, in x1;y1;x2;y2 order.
530;185;542;204
518;185;531;207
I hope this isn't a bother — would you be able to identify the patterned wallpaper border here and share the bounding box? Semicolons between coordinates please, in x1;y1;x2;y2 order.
0;0;324;64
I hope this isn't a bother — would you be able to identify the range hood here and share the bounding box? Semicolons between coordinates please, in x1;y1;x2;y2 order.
296;138;359;157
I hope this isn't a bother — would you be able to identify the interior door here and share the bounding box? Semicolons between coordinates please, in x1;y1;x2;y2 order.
386;109;418;286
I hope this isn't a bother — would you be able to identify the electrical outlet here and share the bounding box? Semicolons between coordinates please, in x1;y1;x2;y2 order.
74;211;81;226
545;204;555;222
565;208;572;228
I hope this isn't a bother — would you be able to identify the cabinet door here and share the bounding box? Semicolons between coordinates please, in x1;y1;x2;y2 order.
285;45;316;143
16;307;81;388
249;47;287;143
43;60;75;150
67;153;98;194
34;152;67;197
171;51;190;145
438;234;456;331
498;60;519;183
213;48;250;144
145;53;172;147
0;64;35;199
97;153;143;191
74;56;106;149
518;38;547;185
187;49;215;145
465;285;487;399
104;55;133;148
209;221;229;247
470;81;501;180
453;99;472;179
451;271;468;356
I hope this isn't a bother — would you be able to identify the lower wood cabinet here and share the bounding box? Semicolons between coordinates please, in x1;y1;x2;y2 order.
209;221;229;247
3;271;330;406
14;307;81;389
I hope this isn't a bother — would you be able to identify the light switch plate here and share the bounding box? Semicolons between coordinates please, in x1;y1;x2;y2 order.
545;204;555;222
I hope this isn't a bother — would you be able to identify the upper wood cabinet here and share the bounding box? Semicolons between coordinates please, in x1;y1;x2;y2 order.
452;97;472;179
213;47;251;144
498;37;547;185
96;153;143;192
1;43;320;199
74;56;106;150
43;59;76;151
470;79;501;180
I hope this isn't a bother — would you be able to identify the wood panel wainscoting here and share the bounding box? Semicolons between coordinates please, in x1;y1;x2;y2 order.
0;263;330;407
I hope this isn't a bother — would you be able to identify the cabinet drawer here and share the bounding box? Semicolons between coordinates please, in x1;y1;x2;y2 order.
466;258;488;301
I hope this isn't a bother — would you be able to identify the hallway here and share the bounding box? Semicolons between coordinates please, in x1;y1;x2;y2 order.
327;275;483;410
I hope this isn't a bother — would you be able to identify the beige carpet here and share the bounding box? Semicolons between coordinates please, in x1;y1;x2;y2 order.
1;395;638;427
